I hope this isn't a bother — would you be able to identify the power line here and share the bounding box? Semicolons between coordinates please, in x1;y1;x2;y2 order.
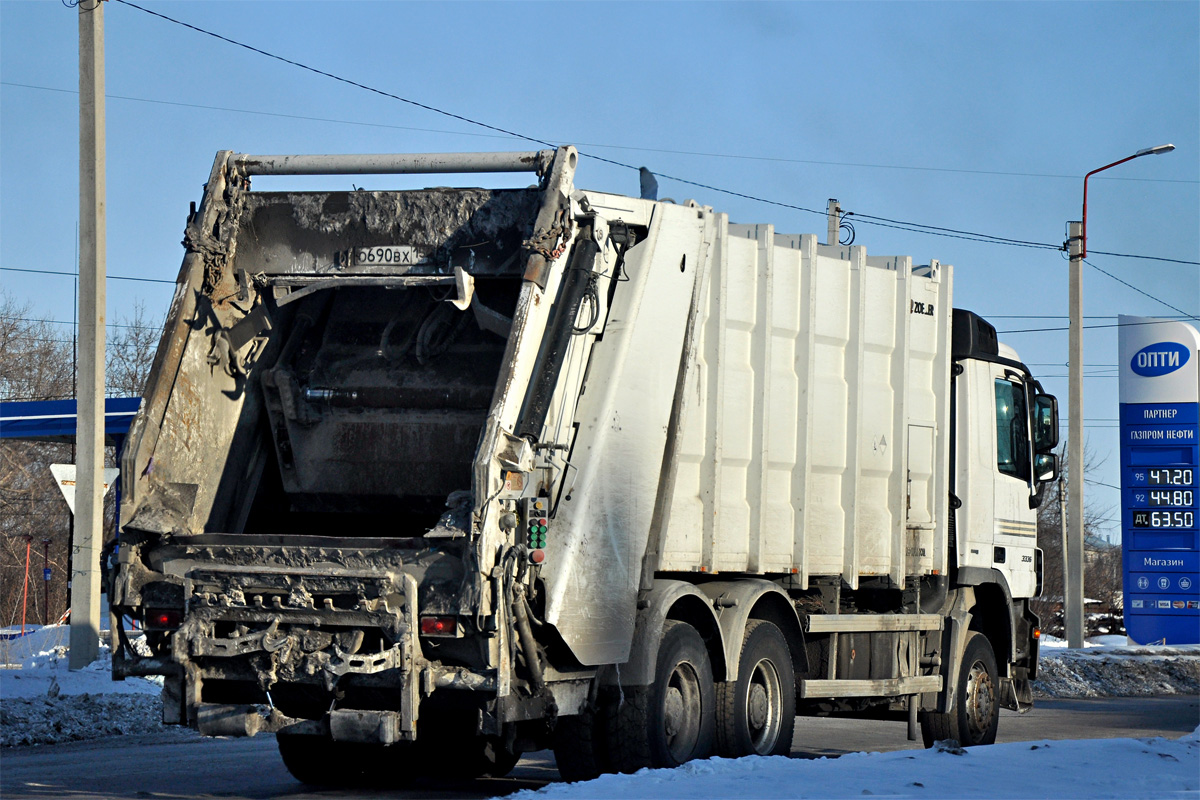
15;317;157;331
1;266;174;285
1024;362;1119;366
8;79;1200;188
845;212;1059;250
106;0;1199;269
1089;251;1199;266
1;80;511;142
109;0;556;150
1084;258;1199;322
982;315;1191;320
838;214;1062;252
999;317;1199;334
846;212;1198;265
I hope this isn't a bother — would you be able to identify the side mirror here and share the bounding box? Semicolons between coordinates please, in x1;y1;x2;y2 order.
1035;453;1059;483
1033;394;1059;453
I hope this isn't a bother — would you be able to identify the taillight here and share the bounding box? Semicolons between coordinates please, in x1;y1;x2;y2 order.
1033;627;1041;640
146;609;182;630
419;615;457;637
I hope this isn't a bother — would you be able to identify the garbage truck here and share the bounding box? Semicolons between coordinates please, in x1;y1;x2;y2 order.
111;146;1060;784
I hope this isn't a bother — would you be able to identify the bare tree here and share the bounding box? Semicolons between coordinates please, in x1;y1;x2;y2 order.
107;300;161;397
1;292;162;633
0;292;75;630
0;293;74;403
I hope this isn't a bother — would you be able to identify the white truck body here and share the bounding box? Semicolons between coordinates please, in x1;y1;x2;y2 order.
112;147;1057;785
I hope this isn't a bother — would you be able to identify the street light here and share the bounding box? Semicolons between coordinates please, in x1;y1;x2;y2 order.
1064;142;1175;649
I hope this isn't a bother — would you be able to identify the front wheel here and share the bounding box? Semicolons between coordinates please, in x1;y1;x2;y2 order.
920;631;1000;747
716;620;795;757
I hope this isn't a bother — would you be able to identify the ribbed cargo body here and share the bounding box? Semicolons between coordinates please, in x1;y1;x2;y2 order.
656;223;953;588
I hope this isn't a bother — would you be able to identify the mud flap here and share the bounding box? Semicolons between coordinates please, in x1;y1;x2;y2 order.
998;676;1033;713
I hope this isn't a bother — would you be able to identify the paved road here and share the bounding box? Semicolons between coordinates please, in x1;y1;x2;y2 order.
2;696;1196;800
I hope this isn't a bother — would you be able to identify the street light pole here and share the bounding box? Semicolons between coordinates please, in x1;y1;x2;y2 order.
1064;143;1175;650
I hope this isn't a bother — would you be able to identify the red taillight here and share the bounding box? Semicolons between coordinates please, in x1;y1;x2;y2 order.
1033;627;1041;640
419;615;456;636
147;609;181;630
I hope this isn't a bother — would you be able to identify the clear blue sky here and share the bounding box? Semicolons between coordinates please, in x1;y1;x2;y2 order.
2;0;1197;537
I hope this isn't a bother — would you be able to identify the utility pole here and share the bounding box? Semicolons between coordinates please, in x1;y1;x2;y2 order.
71;0;106;670
826;199;841;247
1065;220;1085;649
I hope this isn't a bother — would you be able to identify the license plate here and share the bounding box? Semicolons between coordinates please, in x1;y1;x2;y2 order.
351;245;432;268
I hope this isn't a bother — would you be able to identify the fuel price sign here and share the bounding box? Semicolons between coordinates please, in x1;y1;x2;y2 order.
1119;316;1200;644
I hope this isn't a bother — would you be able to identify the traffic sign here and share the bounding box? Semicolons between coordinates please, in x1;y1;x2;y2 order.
49;464;119;515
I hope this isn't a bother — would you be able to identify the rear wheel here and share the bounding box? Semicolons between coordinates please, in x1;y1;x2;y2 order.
609;620;716;771
466;736;521;778
716;620;795;757
277;733;418;787
920;631;1000;747
554;698;611;782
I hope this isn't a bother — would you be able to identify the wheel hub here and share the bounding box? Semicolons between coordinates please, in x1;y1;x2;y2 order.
663;686;685;736
965;660;995;741
748;684;769;729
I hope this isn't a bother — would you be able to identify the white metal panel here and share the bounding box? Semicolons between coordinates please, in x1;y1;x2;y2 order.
655;218;952;584
542;203;705;664
763;238;804;573
712;232;758;570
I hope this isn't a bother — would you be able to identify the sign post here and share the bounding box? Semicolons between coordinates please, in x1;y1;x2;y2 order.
1119;316;1200;644
50;464;119;650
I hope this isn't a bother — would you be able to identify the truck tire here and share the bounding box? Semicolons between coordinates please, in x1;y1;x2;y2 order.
920;631;1000;748
716;620;795;757
554;700;611;782
609;620;716;771
466;736;521;778
416;730;520;779
276;733;418;787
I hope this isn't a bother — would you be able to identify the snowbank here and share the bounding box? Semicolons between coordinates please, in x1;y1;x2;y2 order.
1033;638;1200;698
1;629;166;747
1;630;162;700
505;728;1200;800
0;693;166;747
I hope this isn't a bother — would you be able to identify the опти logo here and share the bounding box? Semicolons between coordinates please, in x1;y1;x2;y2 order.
1131;342;1191;377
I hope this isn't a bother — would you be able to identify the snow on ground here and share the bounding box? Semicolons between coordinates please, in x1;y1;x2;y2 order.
506;729;1200;800
1;625;166;747
2;630;1198;799
1;627;1198;766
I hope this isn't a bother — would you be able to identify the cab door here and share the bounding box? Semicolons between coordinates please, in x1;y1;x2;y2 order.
991;369;1038;597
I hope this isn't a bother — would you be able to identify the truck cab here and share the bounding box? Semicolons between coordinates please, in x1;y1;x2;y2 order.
949;309;1058;716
